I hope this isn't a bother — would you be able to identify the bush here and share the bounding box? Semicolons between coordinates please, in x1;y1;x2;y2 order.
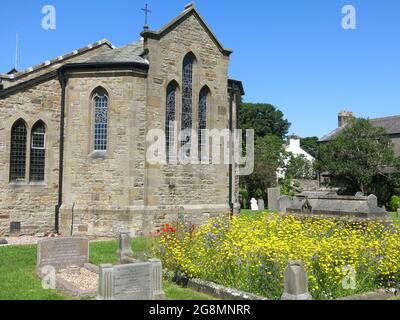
156;214;400;300
389;195;400;212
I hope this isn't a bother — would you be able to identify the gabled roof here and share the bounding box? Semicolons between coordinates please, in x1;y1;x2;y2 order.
141;3;232;56
0;39;114;80
319;115;400;142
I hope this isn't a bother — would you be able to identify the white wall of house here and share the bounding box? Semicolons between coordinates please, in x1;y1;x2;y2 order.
277;136;315;180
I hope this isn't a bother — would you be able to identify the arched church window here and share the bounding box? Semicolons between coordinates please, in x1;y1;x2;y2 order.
30;121;46;182
93;88;109;151
166;81;177;163
198;87;209;160
181;53;195;156
10;119;27;182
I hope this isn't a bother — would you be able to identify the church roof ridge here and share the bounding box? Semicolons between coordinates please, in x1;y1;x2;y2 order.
141;4;233;56
0;39;115;80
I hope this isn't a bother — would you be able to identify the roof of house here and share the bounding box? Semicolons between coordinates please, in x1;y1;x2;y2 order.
320;115;400;142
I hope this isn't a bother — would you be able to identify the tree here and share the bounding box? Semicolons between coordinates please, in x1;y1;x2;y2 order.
301;137;319;158
316;118;399;196
241;135;285;202
285;154;316;180
239;103;290;140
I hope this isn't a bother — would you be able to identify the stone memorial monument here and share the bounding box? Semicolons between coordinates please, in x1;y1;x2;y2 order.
268;188;281;212
258;199;265;211
117;232;137;264
250;198;259;211
97;259;165;300
281;260;312;300
36;237;99;298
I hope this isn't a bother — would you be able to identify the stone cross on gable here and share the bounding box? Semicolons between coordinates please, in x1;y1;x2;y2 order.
142;4;152;30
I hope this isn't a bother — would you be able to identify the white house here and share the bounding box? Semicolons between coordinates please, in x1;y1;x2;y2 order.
277;135;315;180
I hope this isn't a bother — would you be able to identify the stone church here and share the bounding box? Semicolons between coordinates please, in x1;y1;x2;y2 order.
0;4;244;238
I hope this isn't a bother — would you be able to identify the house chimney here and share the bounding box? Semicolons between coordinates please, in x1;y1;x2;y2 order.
288;135;301;149
338;111;355;128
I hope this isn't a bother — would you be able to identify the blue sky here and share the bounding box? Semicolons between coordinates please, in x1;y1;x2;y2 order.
1;0;400;138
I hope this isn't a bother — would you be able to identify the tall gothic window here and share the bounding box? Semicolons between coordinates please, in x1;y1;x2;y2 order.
30;121;46;182
166;81;177;163
93;88;109;151
198;87;209;160
181;53;195;156
10;120;27;182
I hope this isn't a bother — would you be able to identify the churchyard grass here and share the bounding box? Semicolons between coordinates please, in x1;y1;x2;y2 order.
0;239;212;300
156;212;400;300
389;212;400;227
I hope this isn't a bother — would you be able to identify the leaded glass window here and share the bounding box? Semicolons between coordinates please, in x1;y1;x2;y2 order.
166;82;177;163
181;54;195;156
93;90;108;151
30;122;46;182
10;120;27;181
198;87;209;160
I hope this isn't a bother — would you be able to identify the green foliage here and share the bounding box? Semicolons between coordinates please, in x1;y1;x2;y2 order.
239;189;249;209
240;135;285;201
317;118;399;197
239;103;290;140
301;136;320;158
389;195;400;212
285;154;316;180
280;177;295;196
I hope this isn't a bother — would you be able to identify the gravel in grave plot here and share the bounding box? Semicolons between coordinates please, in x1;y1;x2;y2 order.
57;267;98;291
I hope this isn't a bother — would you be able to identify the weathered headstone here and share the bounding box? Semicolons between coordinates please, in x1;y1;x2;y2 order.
37;237;89;270
149;259;166;300
258;199;265;211
97;262;155;300
268;188;281;212
117;232;137;264
397;208;400;218
281;260;312;300
250;198;259;211
0;239;8;245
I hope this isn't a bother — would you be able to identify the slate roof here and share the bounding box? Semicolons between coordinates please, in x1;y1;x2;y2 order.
77;40;147;64
320;115;400;142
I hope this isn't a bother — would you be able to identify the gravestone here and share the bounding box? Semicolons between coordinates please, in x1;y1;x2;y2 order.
37;237;89;270
0;239;8;245
258;199;265;211
36;237;99;298
149;259;166;300
117;232;137;264
281;260;312;300
250;198;259;211
268;188;281;212
397;209;400;218
98;259;165;301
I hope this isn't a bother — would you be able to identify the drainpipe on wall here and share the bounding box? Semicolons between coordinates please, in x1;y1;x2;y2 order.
56;69;67;234
228;88;234;216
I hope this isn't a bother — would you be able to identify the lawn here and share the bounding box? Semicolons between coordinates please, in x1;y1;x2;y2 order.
389;212;400;227
0;239;213;300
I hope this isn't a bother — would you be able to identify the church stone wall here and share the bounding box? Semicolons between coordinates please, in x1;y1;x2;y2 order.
0;79;61;236
142;13;232;227
59;70;149;238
